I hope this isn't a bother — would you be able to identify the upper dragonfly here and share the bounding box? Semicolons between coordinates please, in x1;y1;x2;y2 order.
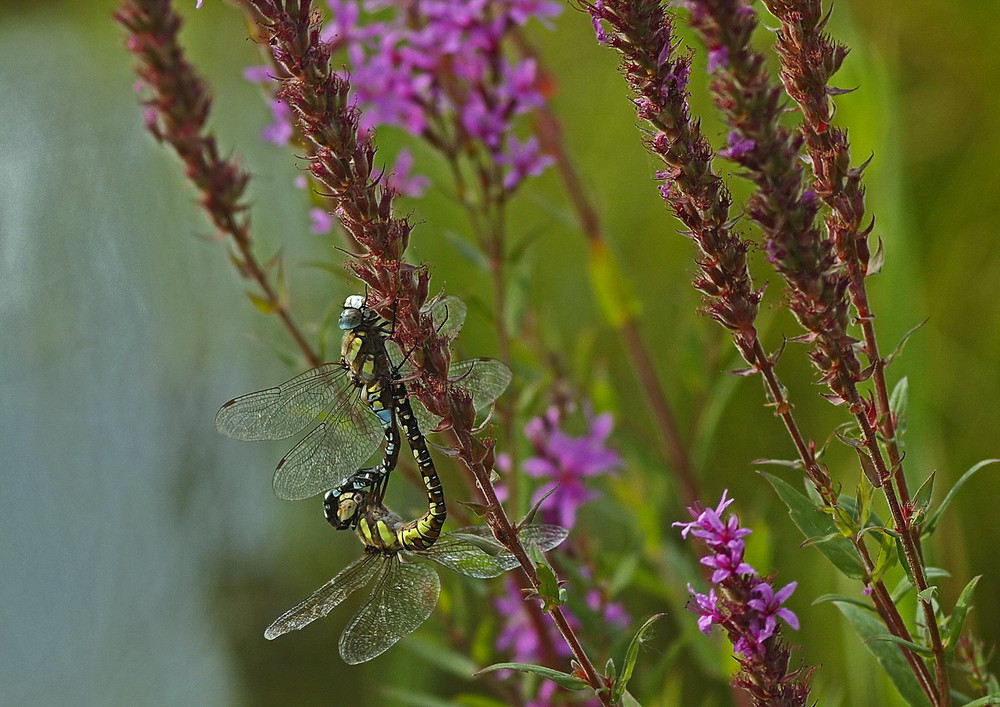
215;294;511;501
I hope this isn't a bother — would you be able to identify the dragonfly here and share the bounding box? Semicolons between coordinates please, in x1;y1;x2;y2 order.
265;500;568;664
277;385;566;663
215;294;511;501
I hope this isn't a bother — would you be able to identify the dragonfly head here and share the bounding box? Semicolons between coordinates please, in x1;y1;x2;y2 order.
338;295;367;330
324;487;367;530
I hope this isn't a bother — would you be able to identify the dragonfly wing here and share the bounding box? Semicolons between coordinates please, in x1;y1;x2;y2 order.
447;524;568;571
422;535;508;579
428;295;467;340
448;358;512;414
264;552;379;640
516;524;570;553
272;395;384;500
338;557;440;665
406;358;513;434
215;363;352;441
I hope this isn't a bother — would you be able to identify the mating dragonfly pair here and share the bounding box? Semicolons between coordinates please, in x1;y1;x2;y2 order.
216;294;567;663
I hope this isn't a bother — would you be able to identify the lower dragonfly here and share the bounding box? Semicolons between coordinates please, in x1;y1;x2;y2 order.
215;294;511;501
265;450;567;663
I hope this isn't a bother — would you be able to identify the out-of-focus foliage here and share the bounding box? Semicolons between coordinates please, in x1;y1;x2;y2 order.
3;0;1000;705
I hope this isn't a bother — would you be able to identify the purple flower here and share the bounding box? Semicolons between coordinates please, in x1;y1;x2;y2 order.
521;406;621;529
590;1;610;43
384;149;430;198
688;586;723;634
243;65;273;83
701;547;755;584
675;491;808;701
498;136;554;192
708;45;729;72
261;100;294;146
243;0;558;195
719;130;756;160
748;581;800;638
308;208;334;235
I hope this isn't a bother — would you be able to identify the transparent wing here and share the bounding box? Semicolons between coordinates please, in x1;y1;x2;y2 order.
215;363;354;441
412;357;513;433
451;358;512;413
419;534;509;579
264;552;380;640
338;557;440;665
447;524;569;571
271;391;384;500
427;295;467;340
380;294;466;371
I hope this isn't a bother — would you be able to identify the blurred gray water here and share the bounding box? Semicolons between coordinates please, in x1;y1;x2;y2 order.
0;6;292;704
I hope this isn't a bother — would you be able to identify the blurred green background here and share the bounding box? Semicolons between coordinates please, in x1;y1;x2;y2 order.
3;1;1000;705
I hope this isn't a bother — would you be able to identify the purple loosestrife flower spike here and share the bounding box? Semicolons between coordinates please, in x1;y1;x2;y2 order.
685;0;864;409
247;0;560;195
586;0;764;366
674;491;812;706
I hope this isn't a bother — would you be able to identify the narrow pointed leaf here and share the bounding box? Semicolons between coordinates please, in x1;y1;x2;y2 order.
911;471;935;519
812;594;876;612
945;575;981;655
923;459;999;537
761;472;865;578
832;600;931;707
247;290;279;314
884;319;928;368
612;614;665;702
888;376;908;440
869;634;934;658
476;663;589;691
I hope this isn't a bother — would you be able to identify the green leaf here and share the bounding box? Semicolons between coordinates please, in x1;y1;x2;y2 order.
872;532;899;585
889;376;909;441
761;472;865;578
869;633;934;659
923;459;1000;537
246;290;279;315
534;561;566;611
945;575;981;656
884;319;928;369
858;475;876;527
620;689;643;707
959;695;1000;706
916;586;938;604
910;471;936;527
813;593;877;612
752;457;803;469
476;663;589;691
890;567;951;605
613;614;665;702
832;600;931;706
854;446;883;487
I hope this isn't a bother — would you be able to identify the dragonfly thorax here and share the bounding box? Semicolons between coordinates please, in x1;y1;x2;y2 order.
356;505;407;553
